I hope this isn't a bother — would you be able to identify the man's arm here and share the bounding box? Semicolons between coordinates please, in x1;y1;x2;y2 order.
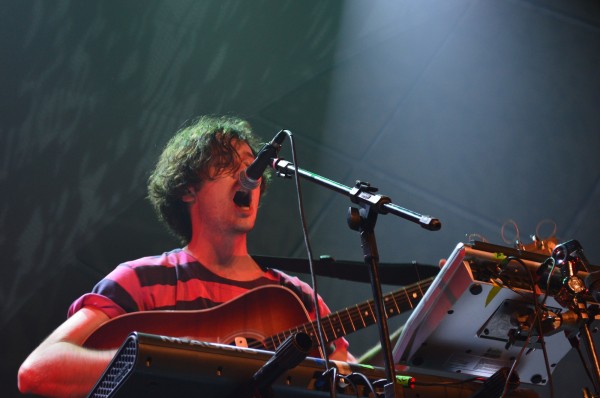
18;307;118;398
330;347;357;363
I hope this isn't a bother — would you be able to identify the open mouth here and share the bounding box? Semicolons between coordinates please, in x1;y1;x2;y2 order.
233;190;251;208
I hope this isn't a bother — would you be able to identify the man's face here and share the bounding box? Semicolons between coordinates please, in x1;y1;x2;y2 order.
188;140;261;237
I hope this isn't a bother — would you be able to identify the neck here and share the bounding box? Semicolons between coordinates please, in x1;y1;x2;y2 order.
186;231;262;280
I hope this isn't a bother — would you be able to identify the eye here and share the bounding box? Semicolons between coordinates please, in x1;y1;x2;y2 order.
240;157;254;168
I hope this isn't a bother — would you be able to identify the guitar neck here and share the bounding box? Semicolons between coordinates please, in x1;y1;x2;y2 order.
264;277;434;350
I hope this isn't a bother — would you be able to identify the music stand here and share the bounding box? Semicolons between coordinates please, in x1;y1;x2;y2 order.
393;242;574;385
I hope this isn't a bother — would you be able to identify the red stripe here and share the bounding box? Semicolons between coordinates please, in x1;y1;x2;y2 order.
125;250;192;269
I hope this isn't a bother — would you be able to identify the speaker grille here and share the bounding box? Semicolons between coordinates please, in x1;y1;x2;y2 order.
88;336;137;398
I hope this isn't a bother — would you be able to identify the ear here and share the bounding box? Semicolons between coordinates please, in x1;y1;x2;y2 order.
181;187;196;203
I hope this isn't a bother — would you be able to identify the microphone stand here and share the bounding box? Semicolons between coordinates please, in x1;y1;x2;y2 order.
272;158;441;397
548;240;600;397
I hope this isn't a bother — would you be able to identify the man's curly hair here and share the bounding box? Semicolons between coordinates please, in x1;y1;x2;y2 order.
147;115;269;243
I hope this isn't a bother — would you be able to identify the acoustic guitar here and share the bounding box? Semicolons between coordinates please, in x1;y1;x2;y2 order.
83;278;433;351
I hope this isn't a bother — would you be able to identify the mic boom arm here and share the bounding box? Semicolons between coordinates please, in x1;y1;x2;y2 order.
271;158;441;231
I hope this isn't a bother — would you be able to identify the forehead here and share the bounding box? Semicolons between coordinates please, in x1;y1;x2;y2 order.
232;139;255;159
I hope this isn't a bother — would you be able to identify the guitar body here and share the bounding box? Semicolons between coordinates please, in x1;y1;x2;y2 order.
83;277;432;352
83;285;312;350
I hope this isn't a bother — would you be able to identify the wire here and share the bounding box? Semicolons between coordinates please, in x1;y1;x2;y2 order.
533;303;555;398
344;372;378;397
571;336;598;389
495;256;554;398
497;257;539;398
501;219;521;246
321;366;338;398
535;219;557;242
500;318;535;398
540;257;556;307
285;131;331;373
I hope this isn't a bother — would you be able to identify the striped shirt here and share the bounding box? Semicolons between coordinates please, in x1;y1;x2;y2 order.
69;248;348;352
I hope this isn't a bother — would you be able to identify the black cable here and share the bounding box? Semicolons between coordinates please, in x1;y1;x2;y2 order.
344;372;378;397
321;366;338;398
540;257;557;308
490;258;534;396
497;257;539;398
496;256;554;398
542;257;594;390
572;337;598;390
500;321;535;398
285;132;331;373
533;302;555;398
525;256;555;398
337;374;361;398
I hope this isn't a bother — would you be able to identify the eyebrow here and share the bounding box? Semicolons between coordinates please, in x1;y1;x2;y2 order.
238;148;255;159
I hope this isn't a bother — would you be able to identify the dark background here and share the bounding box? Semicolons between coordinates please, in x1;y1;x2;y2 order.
2;1;599;397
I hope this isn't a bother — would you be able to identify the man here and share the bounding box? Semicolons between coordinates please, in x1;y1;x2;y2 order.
18;115;353;397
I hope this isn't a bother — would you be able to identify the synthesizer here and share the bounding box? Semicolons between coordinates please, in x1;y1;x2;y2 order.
88;332;539;397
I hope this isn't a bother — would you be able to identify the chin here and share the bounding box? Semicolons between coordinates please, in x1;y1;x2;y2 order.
234;221;256;233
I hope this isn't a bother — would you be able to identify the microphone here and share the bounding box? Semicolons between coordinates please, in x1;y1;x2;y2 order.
251;332;312;394
239;130;287;190
229;332;312;398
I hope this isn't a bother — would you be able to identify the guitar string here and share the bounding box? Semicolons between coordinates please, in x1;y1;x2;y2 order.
246;279;432;351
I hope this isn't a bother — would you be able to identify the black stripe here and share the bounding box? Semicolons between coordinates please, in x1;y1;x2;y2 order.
179;262;279;289
132;264;178;287
118;259;315;314
92;278;139;313
279;278;315;313
132;260;280;289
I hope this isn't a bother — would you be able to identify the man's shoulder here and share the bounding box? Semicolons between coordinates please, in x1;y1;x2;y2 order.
121;248;193;269
265;268;313;294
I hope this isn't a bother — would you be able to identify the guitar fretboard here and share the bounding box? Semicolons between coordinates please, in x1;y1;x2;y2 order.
260;277;434;351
